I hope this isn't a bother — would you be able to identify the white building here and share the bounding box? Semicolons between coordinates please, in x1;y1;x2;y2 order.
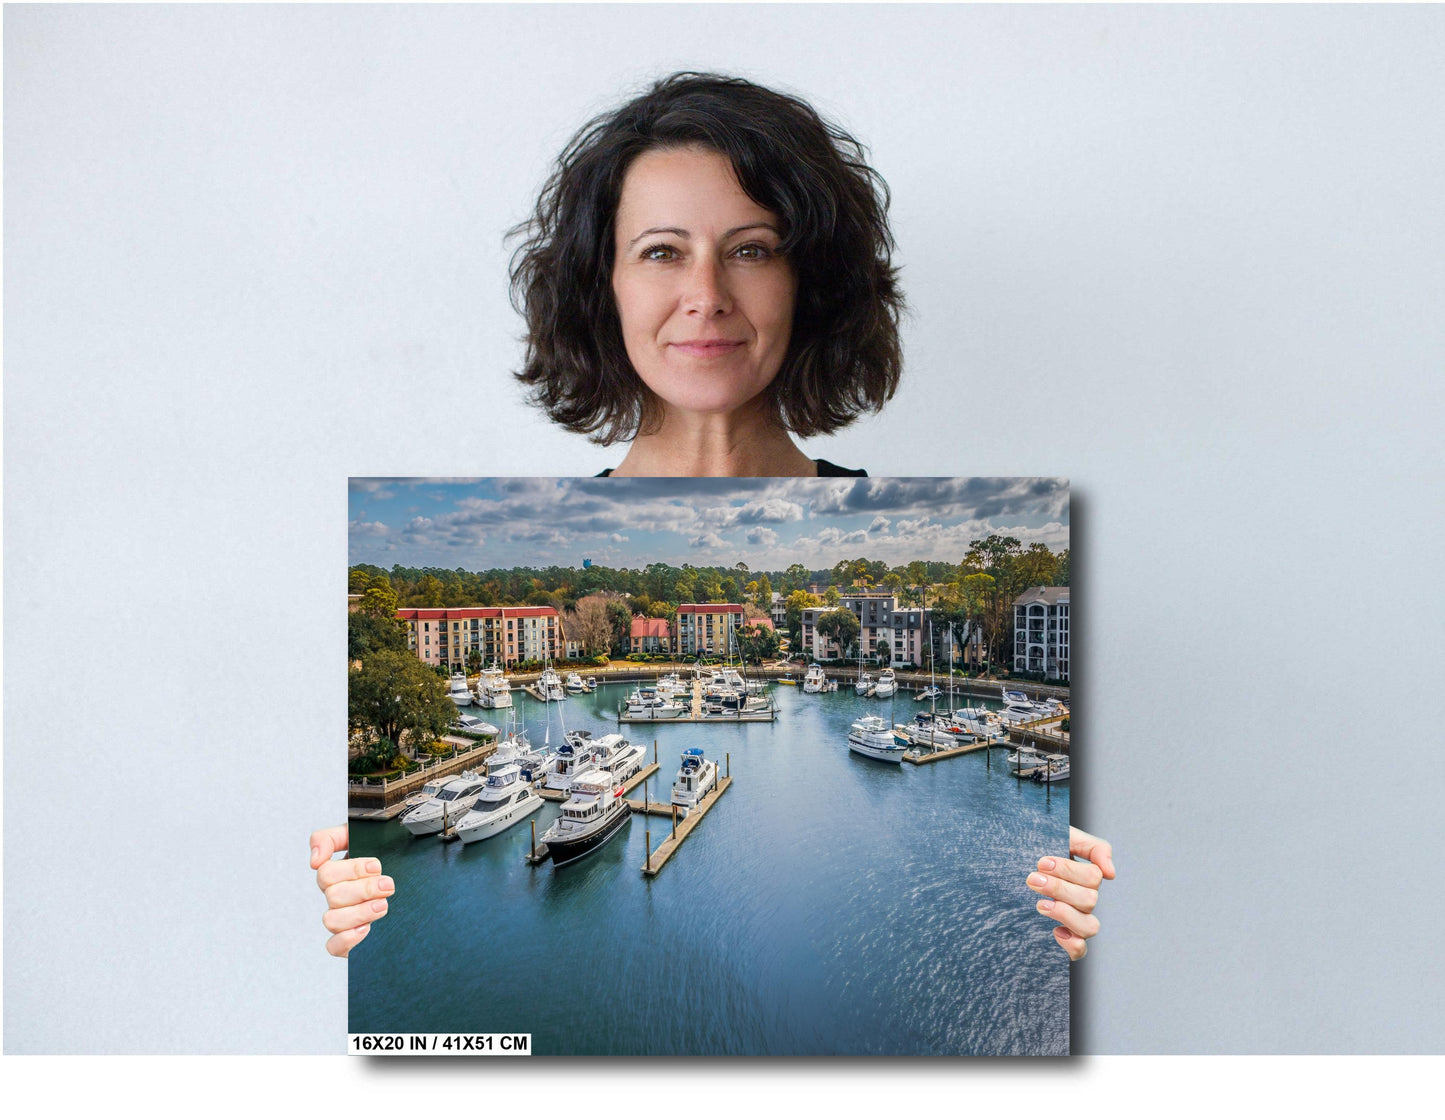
1013;587;1070;681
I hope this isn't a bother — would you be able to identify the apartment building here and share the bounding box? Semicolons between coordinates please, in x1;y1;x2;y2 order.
1012;586;1070;680
676;603;745;656
630;616;671;655
397;605;566;670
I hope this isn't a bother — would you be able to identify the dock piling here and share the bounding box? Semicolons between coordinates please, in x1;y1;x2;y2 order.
530;819;536;861
672;803;677;840
645;831;651;873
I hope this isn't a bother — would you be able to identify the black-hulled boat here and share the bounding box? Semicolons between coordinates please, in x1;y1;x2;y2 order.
538;771;632;867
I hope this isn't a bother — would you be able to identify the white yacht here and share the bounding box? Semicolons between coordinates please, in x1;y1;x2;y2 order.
915;685;942;702
1031;753;1070;783
452;760;543;843
398;772;489;836
398;775;449;814
539;772;632;867
656;673;688;699
589;732;646;783
565;672;585;693
586;676;597;690
1005;746;1048;776
854;671;875;696
945;707;1006;740
543;730;601;792
477;665;513;709
802;663;827;693
898;710;958;750
848;714;906;763
670;747;718;815
626;686;685;719
451;711;499;737
447;672;473;708
873;668;897;698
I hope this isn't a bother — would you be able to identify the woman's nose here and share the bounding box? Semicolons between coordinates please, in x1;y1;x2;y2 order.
681;258;732;316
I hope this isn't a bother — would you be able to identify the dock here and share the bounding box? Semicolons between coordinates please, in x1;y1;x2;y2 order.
903;737;997;765
535;761;659;803
639;776;732;877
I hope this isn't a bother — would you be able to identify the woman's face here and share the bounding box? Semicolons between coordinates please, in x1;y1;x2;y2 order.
611;146;797;420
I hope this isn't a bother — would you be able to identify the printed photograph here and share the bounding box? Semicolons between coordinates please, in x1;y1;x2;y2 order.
347;476;1072;1055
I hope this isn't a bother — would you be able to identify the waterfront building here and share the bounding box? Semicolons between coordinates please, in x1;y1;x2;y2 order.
1012;587;1070;681
676;603;745;657
630;615;671;655
397;606;567;670
770;591;788;629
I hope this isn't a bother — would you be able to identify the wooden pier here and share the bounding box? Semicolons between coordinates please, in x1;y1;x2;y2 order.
903;738;998;765
618;679;777;724
639;775;732;877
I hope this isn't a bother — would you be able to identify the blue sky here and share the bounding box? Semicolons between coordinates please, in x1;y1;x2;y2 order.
348;477;1068;571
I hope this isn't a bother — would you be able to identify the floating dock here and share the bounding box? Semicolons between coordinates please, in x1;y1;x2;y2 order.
618;679;777;723
535;761;658;803
639;776;733;877
902;738;998;765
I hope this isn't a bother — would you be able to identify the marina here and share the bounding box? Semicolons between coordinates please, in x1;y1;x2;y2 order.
349;678;1069;1054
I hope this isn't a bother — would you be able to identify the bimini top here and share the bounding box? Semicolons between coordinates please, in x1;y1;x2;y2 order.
568;774;616;796
682;747;705;758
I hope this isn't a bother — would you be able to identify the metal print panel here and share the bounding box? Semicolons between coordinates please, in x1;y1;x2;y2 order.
346;476;1071;1055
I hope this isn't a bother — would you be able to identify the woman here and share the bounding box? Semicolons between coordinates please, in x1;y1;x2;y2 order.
316;72;1113;959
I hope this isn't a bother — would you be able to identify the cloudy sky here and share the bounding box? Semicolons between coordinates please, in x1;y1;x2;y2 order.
348;477;1068;572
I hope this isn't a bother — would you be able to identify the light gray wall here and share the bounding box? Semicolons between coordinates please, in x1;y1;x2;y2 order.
6;4;1443;1053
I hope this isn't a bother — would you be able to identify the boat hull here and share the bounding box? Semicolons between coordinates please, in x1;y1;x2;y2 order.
848;739;905;763
454;792;543;843
546;805;632;867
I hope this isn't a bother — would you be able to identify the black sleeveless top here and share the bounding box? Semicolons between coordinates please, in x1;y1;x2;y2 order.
595;458;866;478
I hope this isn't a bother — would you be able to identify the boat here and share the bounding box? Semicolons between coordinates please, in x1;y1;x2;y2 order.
539;665;566;701
1031;753;1070;783
655;673;687;699
447;672;473;708
802;663;827;693
451;711;499;737
398;775;449;814
452;759;544;843
897;710;958;750
586;676;597;690
625;686;686;719
848;714;906;763
873;668;897;698
670;747;718;815
477;664;513;709
588;732;646;783
915;685;941;702
944;706;1006;740
1005;746;1048;776
539;771;633;867
565;672;585;693
543;730;601;792
853;671;874;695
398;772;488;836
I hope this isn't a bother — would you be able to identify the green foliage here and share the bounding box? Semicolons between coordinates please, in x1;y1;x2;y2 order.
814;608;860;656
348;611;408;661
735;622;780;664
349;650;455;752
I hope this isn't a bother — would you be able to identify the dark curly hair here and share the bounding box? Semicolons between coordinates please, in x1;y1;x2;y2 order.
509;72;904;445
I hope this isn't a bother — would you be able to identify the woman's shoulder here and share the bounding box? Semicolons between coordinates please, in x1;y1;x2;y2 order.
813;458;867;477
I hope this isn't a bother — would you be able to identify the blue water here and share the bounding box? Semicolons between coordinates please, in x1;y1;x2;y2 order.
348;682;1070;1055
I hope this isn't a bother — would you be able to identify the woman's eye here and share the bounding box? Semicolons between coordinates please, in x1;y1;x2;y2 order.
733;243;773;260
642;245;678;262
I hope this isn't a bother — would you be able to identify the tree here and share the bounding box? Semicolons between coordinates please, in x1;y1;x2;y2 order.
823;586;841;607
417;573;445;608
348;650;455;752
568;595;614;657
736;622;781;664
359;583;399;619
606;598;634;655
466;649;483;675
814;608;860;658
785;589;822;643
783;563;809;593
348;610;408;662
754;572;773;608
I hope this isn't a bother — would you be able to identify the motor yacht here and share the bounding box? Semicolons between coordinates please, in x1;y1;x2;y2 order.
1031;753;1070;783
802;664;827;693
539;666;566;701
451;711;499;737
398;775;449;814
452;760;543;843
539;772;632;867
944;707;1006;740
854;671;875;696
588;732;646;782
626;686;686;719
898;710;958;750
566;672;585;693
543;730;601;792
398;772;489;836
670;747;718;815
1005;746;1048;776
915;685;942;702
477;665;513;709
873;668;897;698
848;714;906;763
447;672;473;708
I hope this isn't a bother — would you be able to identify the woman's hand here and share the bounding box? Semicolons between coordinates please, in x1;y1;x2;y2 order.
1027;826;1115;961
310;825;394;958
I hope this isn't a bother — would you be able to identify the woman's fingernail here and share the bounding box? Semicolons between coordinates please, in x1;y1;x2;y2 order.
1039;857;1056;871
311;847;320;864
379;876;395;893
1028;873;1048;888
371;899;389;914
1037;899;1054;912
365;859;381;875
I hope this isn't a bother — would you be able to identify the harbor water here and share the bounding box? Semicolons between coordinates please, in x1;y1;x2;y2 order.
348;681;1070;1055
